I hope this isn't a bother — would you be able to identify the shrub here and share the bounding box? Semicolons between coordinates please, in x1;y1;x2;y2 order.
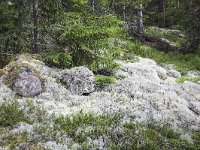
42;51;72;69
58;12;125;71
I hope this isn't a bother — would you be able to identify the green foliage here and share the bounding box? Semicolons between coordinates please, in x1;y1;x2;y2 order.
95;75;116;88
53;113;120;145
0;130;29;149
42;51;72;69
58;12;125;70
123;40;200;75
52;113;200;149
176;76;200;84
0;102;30;127
109;122;199;149
1;99;200;149
0;55;13;69
146;26;186;47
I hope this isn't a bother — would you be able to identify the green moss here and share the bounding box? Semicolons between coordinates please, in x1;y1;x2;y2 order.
95;75;116;88
3;62;45;91
176;76;200;83
0;102;31;127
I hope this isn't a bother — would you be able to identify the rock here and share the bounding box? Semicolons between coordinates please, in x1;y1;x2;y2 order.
15;54;41;62
162;64;176;70
167;70;181;78
59;66;94;95
187;70;200;77
4;65;44;97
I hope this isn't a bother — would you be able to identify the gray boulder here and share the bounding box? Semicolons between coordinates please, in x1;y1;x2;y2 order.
167;70;181;78
59;66;94;95
187;70;200;77
5;65;44;97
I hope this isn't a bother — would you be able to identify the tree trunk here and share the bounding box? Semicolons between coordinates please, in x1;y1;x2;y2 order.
163;0;166;28
159;0;166;27
32;0;39;53
136;4;144;34
123;1;126;21
92;0;95;14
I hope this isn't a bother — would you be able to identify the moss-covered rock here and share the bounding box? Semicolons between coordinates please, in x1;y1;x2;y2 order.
3;62;45;97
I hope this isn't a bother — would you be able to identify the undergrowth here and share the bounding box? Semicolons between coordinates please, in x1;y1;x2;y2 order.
0;101;200;149
177;76;200;84
146;26;186;47
0;102;30;127
120;40;200;75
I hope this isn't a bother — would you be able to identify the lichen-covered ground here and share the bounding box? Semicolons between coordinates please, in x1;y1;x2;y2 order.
0;56;200;149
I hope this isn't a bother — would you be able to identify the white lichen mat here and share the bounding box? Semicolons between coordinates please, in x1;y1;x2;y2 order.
0;57;200;131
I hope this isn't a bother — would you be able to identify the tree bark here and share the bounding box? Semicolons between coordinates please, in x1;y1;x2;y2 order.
136;4;144;34
163;0;166;28
32;0;39;53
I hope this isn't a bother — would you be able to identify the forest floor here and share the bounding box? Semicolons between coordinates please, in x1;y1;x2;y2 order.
0;52;200;149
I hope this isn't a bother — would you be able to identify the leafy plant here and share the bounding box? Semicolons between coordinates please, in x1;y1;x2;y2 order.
43;51;72;69
58;12;125;71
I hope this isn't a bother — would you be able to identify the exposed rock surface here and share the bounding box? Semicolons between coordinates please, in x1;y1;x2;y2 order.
167;70;181;78
187;70;200;77
59;66;95;95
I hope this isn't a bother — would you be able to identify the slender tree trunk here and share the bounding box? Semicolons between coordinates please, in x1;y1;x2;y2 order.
136;4;144;34
92;0;95;14
123;1;126;21
189;0;193;35
32;0;39;53
111;0;115;11
163;0;166;28
159;0;166;27
177;0;180;7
